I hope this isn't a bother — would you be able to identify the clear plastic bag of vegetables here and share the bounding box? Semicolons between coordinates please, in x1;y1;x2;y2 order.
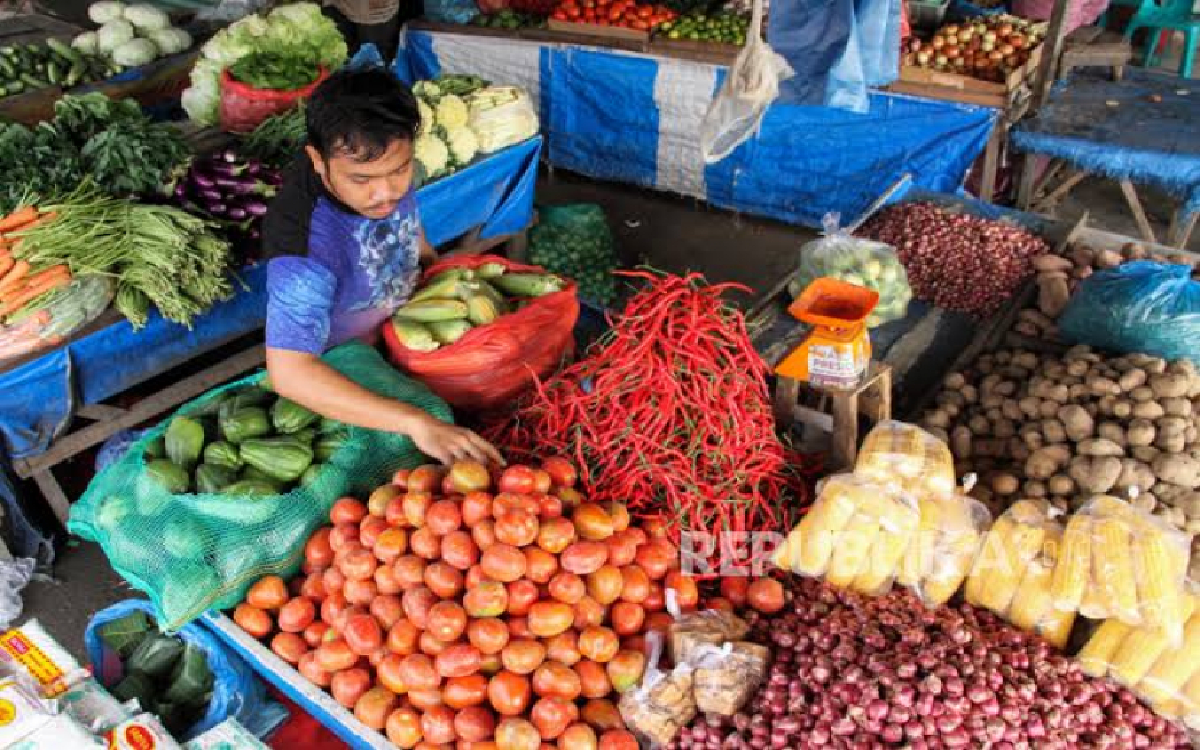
789;212;911;328
773;473;919;596
0;275;114;365
853;420;956;498
896;487;991;608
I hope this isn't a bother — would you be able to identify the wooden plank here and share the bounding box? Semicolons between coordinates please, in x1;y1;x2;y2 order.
32;470;71;527
1166;209;1198;250
979;129;1001;203
76;404;128;421
548;19;650;42
1118;179;1157;244
1032;0;1072;109
1032;168;1089;213
1015;152;1040;211
886;80;1007;107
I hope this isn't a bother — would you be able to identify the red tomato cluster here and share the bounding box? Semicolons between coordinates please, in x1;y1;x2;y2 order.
551;0;678;30
233;457;692;750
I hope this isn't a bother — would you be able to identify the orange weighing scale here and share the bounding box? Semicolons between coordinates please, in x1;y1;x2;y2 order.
774;277;879;390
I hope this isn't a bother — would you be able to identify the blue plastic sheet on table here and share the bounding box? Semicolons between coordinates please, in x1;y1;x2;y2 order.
1058;261;1200;364
1012;69;1200;214
95;429;151;473
346;42;386;71
86;599;287;741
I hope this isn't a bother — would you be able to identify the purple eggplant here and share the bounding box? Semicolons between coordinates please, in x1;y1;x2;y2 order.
197;187;223;202
191;171;216;189
243;201;270;217
207;202;228;216
226;206;248;220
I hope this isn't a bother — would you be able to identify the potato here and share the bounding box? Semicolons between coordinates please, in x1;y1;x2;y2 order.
960;385;979;404
1115;459;1155;492
1019;397;1042;419
995;351;1013;365
982;394;1005;410
1026;445;1071;479
937;391;966;410
968;415;991;435
1157;416;1190;437
1132;401;1164;420
1024;480;1047;498
1130;386;1155;403
1153;454;1200;488
1126;419;1156;448
1118;369;1147;392
1068;384;1090;402
1152;373;1190;399
1095;249;1123;268
991;473;1020;495
1097;423;1125;445
975;439;1008;458
1067;360;1090;378
952;426;972;459
1047;474;1076;496
1177;492;1200;520
927;427;949;445
1068;456;1122;494
923;410;951;430
1131;491;1157;514
1040;400;1062;419
1011;441;1031;463
985;408;1004;425
1132;446;1162;464
1162;398;1193;417
1021;428;1045;451
1000;400;1022;422
1014;321;1040;337
1037;276;1071;318
1090;378;1121;397
1058;404;1093;442
1014;352;1039;370
1079;439;1124;457
1156;431;1187;454
1042;419;1068;444
993;419;1016;439
943;372;966;390
1033;255;1074;273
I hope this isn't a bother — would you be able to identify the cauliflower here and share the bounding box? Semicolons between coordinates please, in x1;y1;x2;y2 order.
434;94;469;130
412;80;442;102
417;99;434;137
414;134;450;177
445;126;478;167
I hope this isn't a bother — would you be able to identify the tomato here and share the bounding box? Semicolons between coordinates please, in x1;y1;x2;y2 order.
373;528;409;564
537;518;576;555
472;520;498;551
617;566;650;604
664;571;699;610
489;671;533;718
598;730;638;750
524;548;558;585
449;460;492;494
717;576;749;607
360;516;390;549
464;580;508;617
531;470;552;495
299;573;327;602
508;617;533;639
575;659;612;699
641;518;669;539
495;510;539;548
441;531;480;571
545;630;581;666
422;704;458;744
339;547;378;582
461;492;494;526
355;686;398;731
531;697;577;740
506;580;540;617
454;705;497;742
466;565;487;589
609;602;645;637
437;643;482;678
270;631;308;663
376;652;408;693
344;578;379;606
500;638;545;674
323;566;347;595
384;496;408;527
643;611;673;634
409;687;445;711
305;527;335;569
496;717;540;750
531;662;581;700
623;528;647;547
468;618;510;655
560;542;608;575
479;652;503;676
581;699;623;731
427;601;468;643
493;493;537;518
640;582;665;612
586;566;623;606
578;627;619;663
411;527;442;560
421;631;448;657
407;465;445;493
425;561;465;599
481;544;526;583
572;504;615;542
329;523;360;553
498;466;538;495
233;603;272;639
391;468;412;489
402;586;438;629
298;651;331;686
747;577;786;614
399;653;441;691
528;602;575;638
303;621;331;648
635;539;677;580
330;667;372;708
555;487;584;510
393;555;427;591
344;613;384;656
375;564;403;596
320;591;349;627
445;674;489;709
365;594;401;630
534;493;563;519
331;497;368;525
604;532;639;568
427;499;463;535
403;491;434;528
605;650;645;693
387;619;420;655
606;504;631;533
573;596;605;630
386;706;424;748
278;595;316;633
541;458;577;488
247;576;289;610
558;724;598;750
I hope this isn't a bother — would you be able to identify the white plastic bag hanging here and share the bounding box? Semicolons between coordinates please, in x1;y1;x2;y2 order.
698;0;794;163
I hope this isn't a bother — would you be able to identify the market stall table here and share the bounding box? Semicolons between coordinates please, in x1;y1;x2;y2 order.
394;24;997;229
1013;68;1200;248
0;136;542;537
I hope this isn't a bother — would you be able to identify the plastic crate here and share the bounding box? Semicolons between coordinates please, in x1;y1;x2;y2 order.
909;0;950;27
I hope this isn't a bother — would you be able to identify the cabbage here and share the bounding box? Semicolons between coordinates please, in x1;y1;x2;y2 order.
123;3;170;31
72;31;100;55
112;37;158;66
148;27;191;56
88;0;126;24
97;19;135;53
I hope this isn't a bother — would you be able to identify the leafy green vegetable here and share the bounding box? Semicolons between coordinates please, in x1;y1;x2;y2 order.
230;52;320;92
241;103;306;167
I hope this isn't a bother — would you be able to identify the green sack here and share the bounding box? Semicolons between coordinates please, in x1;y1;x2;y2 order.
528;203;618;306
128;633;184;678
69;342;452;631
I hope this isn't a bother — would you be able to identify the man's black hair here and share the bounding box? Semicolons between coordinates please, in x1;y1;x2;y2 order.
306;67;420;161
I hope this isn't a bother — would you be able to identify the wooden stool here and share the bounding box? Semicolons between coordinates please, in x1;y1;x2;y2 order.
1060;27;1132;81
773;362;893;471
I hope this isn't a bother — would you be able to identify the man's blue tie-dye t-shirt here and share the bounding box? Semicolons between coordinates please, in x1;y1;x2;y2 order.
261;157;422;354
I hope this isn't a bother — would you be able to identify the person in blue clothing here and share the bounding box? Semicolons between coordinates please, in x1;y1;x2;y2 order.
261;67;502;467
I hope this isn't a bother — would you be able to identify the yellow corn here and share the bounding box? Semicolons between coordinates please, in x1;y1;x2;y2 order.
1091;517;1140;623
922;499;982;607
1133;527;1187;639
1137;613;1200;706
1037;607;1077;650
1111;596;1200;687
965;515;1015;607
856;421;924;480
772;526;805;573
1009;528;1060;631
787;478;862;576
1181;671;1200;729
898;496;942;588
917;434;956;497
979;510;1046;616
1077;620;1134;677
852;497;919;595
1050;515;1092;613
825;513;880;588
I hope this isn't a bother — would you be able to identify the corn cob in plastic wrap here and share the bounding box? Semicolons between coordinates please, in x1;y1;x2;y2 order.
1005;526;1076;649
854;420;957;498
895;491;990;608
966;499;1055;616
1135;605;1200;716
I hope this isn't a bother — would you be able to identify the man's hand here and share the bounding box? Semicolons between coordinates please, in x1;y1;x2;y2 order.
409;415;505;467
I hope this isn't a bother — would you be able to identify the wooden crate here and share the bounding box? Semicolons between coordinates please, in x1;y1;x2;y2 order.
547;19;651;42
888;43;1043;108
649;37;739;65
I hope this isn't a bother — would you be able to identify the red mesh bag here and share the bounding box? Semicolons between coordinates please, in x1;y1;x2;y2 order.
218;66;329;134
382;255;579;411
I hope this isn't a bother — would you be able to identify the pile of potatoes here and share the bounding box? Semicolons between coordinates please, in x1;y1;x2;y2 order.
1017;242;1200;339
920;345;1200;578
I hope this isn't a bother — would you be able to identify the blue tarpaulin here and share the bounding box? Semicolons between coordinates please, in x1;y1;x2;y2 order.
1012;69;1200;215
396;29;995;229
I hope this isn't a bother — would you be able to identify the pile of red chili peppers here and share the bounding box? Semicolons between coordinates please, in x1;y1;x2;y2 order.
486;271;815;571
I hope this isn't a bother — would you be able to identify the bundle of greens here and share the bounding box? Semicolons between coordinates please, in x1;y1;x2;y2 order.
229;51;321;92
240;104;306;168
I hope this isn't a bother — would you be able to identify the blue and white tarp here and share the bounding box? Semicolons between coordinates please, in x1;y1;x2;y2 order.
397;28;996;228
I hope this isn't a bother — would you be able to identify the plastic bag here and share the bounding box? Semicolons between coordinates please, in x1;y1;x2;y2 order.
619;633;695;746
1048;495;1191;641
424;0;482;23
854;420;954;497
86;600;286;742
69;342;451;630
528;204;618;306
107;714;182;750
690;641;770;716
1004;524;1076;648
0;620;89;698
218;67;329;134
699;0;794;163
773;474;918;595
0;276;114;365
382;255;579;412
897;490;990;608
1058;261;1200;364
964;499;1062;618
789;214;911;328
183;719;269;749
667;609;749;664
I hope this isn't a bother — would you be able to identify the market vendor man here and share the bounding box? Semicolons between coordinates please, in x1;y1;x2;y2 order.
261;67;502;467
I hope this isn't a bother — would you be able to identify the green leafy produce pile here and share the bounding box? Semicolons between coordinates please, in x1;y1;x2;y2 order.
470;9;549;29
229;51;321;92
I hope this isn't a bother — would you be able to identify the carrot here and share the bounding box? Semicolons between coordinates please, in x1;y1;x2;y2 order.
0;255;12;279
17;264;69;290
8;212;56;236
0;274;70;318
0;260;29;295
0;206;38;233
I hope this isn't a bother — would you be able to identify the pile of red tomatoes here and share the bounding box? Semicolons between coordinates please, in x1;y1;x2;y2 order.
550;0;678;31
232;457;693;749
